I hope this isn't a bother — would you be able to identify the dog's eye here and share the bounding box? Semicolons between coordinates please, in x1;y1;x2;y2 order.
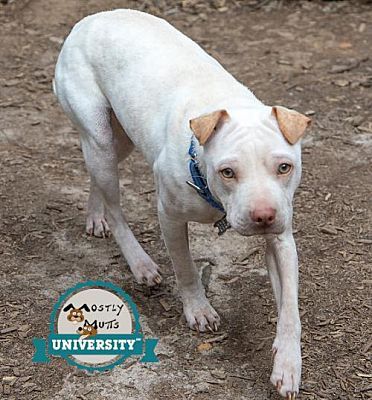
220;168;235;179
277;163;292;175
73;312;77;316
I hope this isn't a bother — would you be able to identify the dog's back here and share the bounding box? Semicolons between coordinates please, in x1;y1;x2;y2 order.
54;9;254;155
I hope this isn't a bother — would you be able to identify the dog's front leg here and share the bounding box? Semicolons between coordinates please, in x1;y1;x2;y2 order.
158;211;220;332
266;232;301;399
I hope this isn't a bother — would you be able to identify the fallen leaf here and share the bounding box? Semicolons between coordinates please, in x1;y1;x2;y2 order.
159;299;171;312
339;41;352;49
18;324;31;332
197;342;213;352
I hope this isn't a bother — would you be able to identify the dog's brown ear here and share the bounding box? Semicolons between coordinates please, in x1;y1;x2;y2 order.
79;304;90;312
189;110;229;145
272;106;311;144
63;303;74;312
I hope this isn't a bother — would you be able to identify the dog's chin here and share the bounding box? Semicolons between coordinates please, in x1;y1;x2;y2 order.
231;222;285;237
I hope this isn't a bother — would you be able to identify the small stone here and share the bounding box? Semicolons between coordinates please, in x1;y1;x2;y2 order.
358;23;366;33
18;376;32;383
193;382;209;393
49;36;64;45
301;62;313;70
349;115;365;127
23;382;37;389
360;76;372;88
2;377;16;384
305;110;316;116
210;369;226;380
333;79;349;87
278;59;292;65
4;79;20;87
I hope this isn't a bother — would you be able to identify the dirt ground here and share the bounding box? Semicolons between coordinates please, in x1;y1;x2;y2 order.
0;0;371;399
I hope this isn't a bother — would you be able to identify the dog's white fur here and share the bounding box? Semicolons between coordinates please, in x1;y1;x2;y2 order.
54;9;310;398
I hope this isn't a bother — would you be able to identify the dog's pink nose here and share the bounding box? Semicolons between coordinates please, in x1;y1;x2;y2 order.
250;207;276;226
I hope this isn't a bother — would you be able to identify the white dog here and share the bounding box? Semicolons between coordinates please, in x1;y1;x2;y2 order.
54;9;311;398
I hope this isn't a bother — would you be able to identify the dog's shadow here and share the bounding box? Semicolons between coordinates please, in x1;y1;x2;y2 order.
221;275;275;396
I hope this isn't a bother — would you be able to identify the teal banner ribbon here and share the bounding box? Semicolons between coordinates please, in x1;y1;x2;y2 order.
32;338;51;363
33;334;158;363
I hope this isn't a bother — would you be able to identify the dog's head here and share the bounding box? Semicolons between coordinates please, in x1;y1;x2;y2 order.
189;106;311;236
63;303;90;323
77;320;98;337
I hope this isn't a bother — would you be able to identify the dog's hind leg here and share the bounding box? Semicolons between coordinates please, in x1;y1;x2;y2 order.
86;177;110;238
86;111;134;238
56;81;161;286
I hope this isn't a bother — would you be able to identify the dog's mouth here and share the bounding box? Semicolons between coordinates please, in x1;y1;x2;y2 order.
229;221;285;237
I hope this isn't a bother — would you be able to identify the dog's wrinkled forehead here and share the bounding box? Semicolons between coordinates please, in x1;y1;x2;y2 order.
227;106;287;140
207;106;299;159
228;106;274;126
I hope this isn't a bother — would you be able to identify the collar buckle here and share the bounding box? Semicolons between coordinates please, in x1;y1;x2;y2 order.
186;180;203;193
214;215;231;236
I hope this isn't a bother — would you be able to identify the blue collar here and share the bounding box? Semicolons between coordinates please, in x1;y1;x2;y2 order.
186;136;231;235
187;136;225;212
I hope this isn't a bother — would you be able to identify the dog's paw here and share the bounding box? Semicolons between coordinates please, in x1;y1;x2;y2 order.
131;258;162;287
86;214;110;238
271;338;301;398
183;296;220;332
